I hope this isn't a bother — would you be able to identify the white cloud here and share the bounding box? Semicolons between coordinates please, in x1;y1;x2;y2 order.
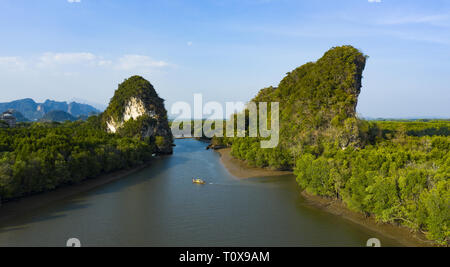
38;52;97;67
67;0;81;3
0;53;170;74
368;0;381;3
116;55;169;71
0;57;26;71
98;60;113;67
0;52;171;105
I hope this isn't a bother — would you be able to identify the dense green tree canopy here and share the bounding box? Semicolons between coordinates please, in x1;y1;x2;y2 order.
213;46;449;245
0;119;157;202
0;76;174;203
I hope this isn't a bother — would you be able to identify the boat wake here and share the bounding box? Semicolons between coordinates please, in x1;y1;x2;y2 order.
207;182;241;187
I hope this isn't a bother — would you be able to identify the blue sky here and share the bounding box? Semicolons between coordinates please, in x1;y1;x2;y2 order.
0;0;449;118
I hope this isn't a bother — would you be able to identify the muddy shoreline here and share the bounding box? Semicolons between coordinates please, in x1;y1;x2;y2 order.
0;145;434;246
0;162;152;225
216;148;292;178
215;147;433;247
299;191;433;247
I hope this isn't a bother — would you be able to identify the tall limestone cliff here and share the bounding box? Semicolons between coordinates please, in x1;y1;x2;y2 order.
251;45;367;151
214;45;368;169
278;45;367;151
103;76;173;154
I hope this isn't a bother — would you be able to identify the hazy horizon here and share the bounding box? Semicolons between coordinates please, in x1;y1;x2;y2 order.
0;0;449;118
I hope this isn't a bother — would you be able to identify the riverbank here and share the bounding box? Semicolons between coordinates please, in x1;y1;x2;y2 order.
300;192;433;247
216;148;292;178
215;147;433;247
0;162;152;225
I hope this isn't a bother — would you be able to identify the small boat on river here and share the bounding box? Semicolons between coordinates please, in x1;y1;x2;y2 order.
192;178;206;185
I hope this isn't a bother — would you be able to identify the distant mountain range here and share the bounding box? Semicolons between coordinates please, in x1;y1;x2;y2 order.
8;109;30;122
0;98;100;121
39;110;77;122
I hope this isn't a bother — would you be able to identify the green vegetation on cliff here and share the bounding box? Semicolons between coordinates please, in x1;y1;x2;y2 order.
256;46;366;150
0;120;155;202
103;76;173;154
215;45;369;168
214;46;449;245
104;76;161;122
0;76;174;203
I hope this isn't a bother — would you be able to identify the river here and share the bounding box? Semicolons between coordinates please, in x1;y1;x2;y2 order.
0;139;402;247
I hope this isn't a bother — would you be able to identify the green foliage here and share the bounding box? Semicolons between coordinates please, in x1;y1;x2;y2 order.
154;135;172;151
117;115;157;139
268;45;367;150
213;45;449;245
293;135;449;245
419;180;449;243
230;137;291;169
102;75;173;153
375;120;450;138
0;120;8;128
103;76;161;122
0;120;157;202
216;45;368;169
294;153;335;197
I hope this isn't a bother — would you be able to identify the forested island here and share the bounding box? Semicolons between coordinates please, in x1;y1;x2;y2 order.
0;76;173;203
212;46;449;245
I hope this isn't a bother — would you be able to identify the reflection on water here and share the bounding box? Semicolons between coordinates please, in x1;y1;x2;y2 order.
0;139;402;247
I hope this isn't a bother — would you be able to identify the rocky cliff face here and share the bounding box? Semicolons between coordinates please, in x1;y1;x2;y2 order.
254;45;367;151
103;76;173;154
106;97;147;132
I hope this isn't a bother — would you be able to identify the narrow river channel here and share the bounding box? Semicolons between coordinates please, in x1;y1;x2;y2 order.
0;139;401;247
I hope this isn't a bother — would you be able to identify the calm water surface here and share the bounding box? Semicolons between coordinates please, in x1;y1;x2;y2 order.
0;139;401;246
